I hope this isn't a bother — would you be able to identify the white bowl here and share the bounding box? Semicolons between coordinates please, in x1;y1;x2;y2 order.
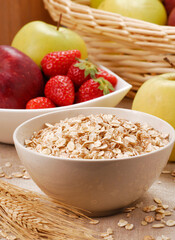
13;107;175;217
0;66;131;144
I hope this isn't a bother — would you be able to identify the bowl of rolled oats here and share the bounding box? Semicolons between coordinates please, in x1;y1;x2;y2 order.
13;107;175;217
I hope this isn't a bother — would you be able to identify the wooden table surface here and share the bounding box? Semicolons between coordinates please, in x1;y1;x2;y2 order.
0;97;175;240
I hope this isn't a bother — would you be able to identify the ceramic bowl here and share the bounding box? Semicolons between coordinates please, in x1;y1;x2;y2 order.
13;107;175;217
0;66;131;144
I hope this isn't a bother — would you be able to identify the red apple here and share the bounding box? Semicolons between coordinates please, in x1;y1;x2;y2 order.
168;7;175;26
164;0;175;15
0;45;44;109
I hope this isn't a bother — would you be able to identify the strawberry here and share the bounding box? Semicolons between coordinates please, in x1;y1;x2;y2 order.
41;50;81;77
44;75;75;106
67;59;98;87
96;68;118;87
26;97;56;109
77;77;114;103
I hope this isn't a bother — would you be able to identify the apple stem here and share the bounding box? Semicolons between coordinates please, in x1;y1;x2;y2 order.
57;14;62;31
164;57;175;68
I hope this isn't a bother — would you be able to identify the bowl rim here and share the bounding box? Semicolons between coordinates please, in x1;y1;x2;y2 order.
0;66;132;112
13;107;175;163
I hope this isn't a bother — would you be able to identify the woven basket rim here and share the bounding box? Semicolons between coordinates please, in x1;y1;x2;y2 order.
45;0;175;31
43;0;175;52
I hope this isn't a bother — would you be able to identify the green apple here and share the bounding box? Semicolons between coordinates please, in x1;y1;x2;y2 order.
90;0;104;8
98;0;167;25
11;21;88;66
132;73;175;161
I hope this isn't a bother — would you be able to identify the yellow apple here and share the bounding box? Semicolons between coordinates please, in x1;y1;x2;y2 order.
11;21;88;66
132;73;175;161
90;0;104;8
98;0;167;25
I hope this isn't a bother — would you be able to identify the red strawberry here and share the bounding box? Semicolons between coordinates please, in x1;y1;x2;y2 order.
44;75;75;106
77;77;114;103
41;50;81;77
96;68;118;88
26;97;56;109
67;59;98;87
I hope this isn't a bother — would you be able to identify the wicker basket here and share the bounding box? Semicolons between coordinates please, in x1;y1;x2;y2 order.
43;0;175;98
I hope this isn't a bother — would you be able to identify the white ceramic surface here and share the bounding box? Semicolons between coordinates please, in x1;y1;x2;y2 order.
0;66;131;144
13;107;175;217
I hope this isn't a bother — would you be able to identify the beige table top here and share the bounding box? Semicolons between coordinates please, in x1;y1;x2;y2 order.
0;97;175;240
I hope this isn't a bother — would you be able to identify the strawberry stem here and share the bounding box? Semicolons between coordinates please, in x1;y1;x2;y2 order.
74;59;98;79
94;77;114;95
57;13;62;31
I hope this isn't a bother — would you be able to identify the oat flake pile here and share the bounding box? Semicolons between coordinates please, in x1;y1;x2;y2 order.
25;114;169;159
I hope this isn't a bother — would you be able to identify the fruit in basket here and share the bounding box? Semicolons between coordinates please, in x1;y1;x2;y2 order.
168;8;175;26
11;21;88;66
41;50;81;77
67;59;98;87
26;97;56;109
44;75;75;106
0;45;44;109
132;72;175;161
76;77;114;103
164;0;175;15
98;0;167;25
90;0;104;8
